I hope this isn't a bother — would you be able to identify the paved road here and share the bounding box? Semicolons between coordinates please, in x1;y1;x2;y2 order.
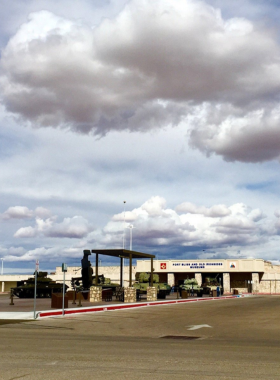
1;296;280;380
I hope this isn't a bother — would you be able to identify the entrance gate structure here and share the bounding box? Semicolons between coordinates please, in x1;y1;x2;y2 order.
90;249;156;302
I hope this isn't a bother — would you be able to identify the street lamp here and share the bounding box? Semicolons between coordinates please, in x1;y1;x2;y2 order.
123;201;126;249
126;224;135;251
121;201;126;287
1;258;3;275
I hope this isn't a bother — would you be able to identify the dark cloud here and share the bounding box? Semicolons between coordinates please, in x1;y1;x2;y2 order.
1;1;280;162
189;105;280;162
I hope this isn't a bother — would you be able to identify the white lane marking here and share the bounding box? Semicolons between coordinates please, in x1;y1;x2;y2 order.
187;324;212;330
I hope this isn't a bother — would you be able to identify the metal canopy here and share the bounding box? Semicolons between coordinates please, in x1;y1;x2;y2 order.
90;249;155;287
91;249;155;259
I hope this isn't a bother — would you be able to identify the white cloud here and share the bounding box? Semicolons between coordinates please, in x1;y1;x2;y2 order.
92;197;270;249
45;216;92;238
13;214;92;239
1;1;280;269
176;202;231;217
2;206;34;219
1;206;52;221
2;195;279;264
248;208;266;222
112;211;138;222
141;196;167;217
0;246;26;257
3;245;82;262
14;226;37;238
1;1;280;162
34;207;52;219
275;210;280;218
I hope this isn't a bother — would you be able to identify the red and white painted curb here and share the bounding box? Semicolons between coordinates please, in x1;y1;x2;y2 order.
37;294;246;319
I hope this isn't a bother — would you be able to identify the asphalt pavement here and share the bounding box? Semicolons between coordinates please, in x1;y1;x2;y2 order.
1;295;280;380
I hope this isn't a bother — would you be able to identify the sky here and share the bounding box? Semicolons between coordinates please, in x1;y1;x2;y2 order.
1;0;280;273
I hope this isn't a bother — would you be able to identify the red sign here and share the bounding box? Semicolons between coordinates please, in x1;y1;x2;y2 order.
160;263;167;270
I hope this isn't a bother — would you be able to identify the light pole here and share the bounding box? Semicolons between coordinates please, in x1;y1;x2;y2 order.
34;260;39;319
1;258;3;275
121;201;126;287
62;263;67;317
126;224;135;251
123;201;126;249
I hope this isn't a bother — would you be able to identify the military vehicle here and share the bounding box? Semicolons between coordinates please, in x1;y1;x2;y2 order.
133;272;171;295
11;272;67;298
202;277;222;294
179;278;203;297
133;272;151;294
71;273;118;291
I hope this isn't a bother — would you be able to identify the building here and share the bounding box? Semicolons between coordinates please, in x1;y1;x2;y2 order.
1;258;280;295
137;258;280;294
0;265;136;293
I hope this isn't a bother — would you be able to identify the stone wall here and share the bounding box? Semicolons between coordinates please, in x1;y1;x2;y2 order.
147;287;157;301
124;287;136;303
195;273;202;286
264;261;280;275
223;273;230;294
167;273;175;287
252;273;259;293
89;286;102;302
259;280;280;294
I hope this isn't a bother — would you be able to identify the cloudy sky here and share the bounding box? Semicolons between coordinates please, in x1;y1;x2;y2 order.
1;0;280;273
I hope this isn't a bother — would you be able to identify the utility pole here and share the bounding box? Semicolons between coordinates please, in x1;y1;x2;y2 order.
123;201;126;249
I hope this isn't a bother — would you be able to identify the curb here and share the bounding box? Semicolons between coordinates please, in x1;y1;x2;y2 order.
37;294;246;319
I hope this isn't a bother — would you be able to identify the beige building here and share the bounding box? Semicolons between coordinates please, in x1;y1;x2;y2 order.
1;258;280;295
0;265;136;293
136;259;280;294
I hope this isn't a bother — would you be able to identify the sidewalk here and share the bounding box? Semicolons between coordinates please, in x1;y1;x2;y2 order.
0;292;244;320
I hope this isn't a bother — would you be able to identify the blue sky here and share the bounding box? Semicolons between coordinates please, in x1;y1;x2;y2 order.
1;0;280;273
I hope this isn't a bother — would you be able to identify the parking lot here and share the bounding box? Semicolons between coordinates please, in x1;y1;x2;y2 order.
1;295;280;379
